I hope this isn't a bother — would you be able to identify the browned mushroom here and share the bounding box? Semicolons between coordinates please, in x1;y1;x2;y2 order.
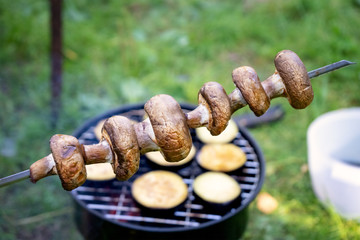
198;82;232;135
102;116;140;181
50;134;87;191
262;50;314;109
232;66;270;116
145;94;192;162
29;138;113;189
187;82;232;135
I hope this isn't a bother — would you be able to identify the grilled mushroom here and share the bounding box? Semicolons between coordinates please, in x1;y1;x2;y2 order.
102;116;140;181
50;134;87;191
145;94;192;162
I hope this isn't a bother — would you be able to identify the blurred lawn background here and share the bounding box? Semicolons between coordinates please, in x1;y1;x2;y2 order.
1;0;360;239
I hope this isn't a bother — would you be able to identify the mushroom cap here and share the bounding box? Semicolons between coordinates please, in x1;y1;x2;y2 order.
50;134;86;191
102;116;140;181
198;82;231;135
232;66;270;116
274;50;313;109
145;94;192;162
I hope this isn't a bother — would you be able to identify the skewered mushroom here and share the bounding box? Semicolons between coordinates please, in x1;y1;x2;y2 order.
0;49;354;191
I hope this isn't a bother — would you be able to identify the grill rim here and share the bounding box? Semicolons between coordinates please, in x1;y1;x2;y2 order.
70;102;265;233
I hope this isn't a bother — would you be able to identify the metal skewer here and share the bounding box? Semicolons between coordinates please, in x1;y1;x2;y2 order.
308;60;355;79
0;170;30;188
0;59;356;188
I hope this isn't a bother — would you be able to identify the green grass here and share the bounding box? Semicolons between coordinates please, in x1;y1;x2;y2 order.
1;0;360;239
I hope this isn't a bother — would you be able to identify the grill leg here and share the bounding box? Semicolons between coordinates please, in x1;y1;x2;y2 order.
49;0;63;128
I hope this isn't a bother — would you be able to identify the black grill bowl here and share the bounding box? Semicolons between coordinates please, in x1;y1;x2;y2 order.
70;103;265;240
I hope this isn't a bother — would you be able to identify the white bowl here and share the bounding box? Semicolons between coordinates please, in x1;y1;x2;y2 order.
307;108;360;220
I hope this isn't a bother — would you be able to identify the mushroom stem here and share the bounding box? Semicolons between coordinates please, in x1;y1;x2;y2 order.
185;104;210;128
30;154;57;183
261;72;286;100
83;140;113;165
228;88;247;114
134;118;160;155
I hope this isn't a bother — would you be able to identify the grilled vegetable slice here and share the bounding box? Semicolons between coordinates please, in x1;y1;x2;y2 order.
145;145;196;167
197;143;246;172
132;170;188;210
196;119;238;144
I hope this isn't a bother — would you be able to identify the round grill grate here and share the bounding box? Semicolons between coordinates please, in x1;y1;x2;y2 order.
70;103;265;233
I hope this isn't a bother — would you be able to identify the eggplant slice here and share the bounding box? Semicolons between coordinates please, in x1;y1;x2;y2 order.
193;171;241;213
145;144;196;168
131;170;188;211
196;119;238;144
197;143;246;172
85;163;116;181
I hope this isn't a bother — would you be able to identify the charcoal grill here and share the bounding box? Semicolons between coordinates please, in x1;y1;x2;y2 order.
70;103;265;240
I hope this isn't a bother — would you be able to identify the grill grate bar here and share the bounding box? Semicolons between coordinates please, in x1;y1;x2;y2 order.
88;204;140;212
241;192;251;198
77;194;122;202
240;183;257;190
76;186;123;193
174;211;221;220
240;147;256;153
233;139;249;146
184;203;203;210
244;161;259;168
87;203;205;212
245;154;258;160
183;178;194;184
242;168;259;174
104;214;200;227
232;175;258;183
184;174;196;224
116;185;127;216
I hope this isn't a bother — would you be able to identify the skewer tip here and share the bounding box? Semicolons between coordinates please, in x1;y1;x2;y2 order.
342;60;356;65
308;59;356;79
